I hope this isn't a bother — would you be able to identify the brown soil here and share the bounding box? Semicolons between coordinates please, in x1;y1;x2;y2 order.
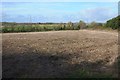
2;30;118;78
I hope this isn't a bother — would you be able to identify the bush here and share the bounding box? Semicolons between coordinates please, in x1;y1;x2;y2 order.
106;16;120;29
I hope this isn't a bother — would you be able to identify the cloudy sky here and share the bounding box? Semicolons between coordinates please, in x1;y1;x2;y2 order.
2;2;118;23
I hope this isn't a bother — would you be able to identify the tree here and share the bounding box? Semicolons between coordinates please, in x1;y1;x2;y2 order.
106;16;119;29
66;21;73;30
90;21;97;27
77;20;86;29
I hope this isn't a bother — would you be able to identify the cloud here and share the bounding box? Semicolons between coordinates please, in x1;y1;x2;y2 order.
2;2;117;23
75;8;117;22
2;7;117;23
56;7;117;23
96;8;117;21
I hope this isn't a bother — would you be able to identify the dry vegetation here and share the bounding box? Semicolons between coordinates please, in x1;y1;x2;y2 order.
2;30;118;78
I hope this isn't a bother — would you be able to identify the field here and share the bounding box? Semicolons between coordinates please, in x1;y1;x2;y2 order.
2;30;118;78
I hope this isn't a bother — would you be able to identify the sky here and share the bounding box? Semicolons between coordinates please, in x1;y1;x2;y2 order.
1;0;120;2
1;2;118;23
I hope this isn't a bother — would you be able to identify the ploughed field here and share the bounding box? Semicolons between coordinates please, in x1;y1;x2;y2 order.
2;30;118;78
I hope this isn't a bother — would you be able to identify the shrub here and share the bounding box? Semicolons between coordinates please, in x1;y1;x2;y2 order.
106;16;120;29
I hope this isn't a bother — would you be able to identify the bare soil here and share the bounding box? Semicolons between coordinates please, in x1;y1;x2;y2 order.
2;30;118;78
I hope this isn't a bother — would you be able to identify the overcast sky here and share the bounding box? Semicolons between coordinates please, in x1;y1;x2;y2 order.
2;2;118;23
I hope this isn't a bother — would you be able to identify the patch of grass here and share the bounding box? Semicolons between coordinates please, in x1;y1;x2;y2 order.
68;68;114;78
68;68;91;78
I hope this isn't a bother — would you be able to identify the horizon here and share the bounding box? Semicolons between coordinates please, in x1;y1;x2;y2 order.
1;2;118;23
1;21;106;24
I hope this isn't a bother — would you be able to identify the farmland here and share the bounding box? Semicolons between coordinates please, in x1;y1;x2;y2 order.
2;30;118;78
2;16;119;78
1;2;119;79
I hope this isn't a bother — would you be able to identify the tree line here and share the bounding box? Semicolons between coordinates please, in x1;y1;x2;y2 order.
1;16;119;33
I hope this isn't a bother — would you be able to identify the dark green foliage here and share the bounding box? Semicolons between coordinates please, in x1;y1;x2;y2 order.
106;16;120;29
